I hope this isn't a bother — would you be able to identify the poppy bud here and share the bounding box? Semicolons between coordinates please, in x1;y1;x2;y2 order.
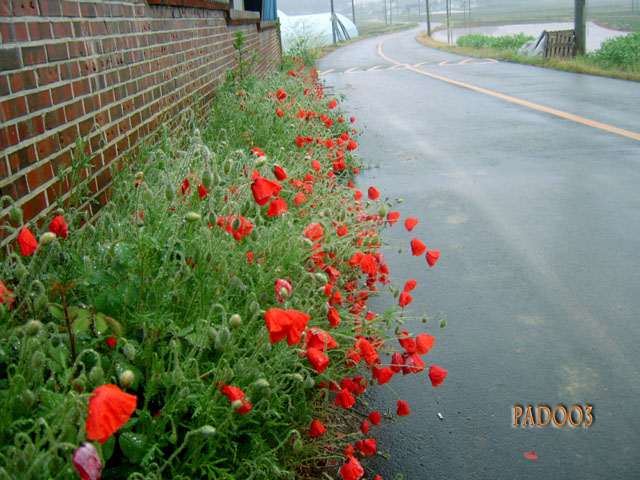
214;173;222;186
440;319;447;328
396;198;404;203
165;185;175;201
119;369;135;389
24;319;43;336
198;425;216;436
142;187;153;203
135;171;144;180
193;128;201;137
249;301;260;314
230;314;242;328
123;343;136;361
378;205;387;217
202;170;213;190
9;205;23;225
292;438;303;453
216;327;231;352
207;327;218;343
31;351;45;370
255;157;266;167
253;378;270;389
292;373;304;383
20;389;36;408
89;366;104;385
231;399;243;411
305;377;315;389
73;443;103;480
314;272;329;283
39;232;57;246
223;159;232;174
185;212;201;222
14;262;27;280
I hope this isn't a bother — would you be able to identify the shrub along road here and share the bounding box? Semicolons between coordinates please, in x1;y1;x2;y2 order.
318;25;640;479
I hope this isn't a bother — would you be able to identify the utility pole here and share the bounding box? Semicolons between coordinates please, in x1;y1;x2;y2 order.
331;0;337;45
383;0;387;24
351;0;356;24
446;0;451;44
426;0;431;36
575;0;587;55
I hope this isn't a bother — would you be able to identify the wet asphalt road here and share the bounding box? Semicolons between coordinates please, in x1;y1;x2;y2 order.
317;25;640;480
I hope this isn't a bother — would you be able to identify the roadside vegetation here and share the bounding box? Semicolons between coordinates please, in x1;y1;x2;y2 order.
0;33;446;480
318;22;418;59
417;30;640;82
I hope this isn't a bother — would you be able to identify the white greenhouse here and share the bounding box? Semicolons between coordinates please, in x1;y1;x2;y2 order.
278;10;358;51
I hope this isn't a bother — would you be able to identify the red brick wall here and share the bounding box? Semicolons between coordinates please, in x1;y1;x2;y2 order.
0;0;281;243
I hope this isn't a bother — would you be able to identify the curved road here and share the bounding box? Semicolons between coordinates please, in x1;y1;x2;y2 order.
318;25;640;479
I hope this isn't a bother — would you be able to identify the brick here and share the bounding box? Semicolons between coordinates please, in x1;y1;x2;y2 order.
64;100;84;122
21;191;48;223
8;145;37;171
28;21;53;41
72;78;90;97
44;107;66;130
0;76;8;96
46;43;69;62
35;134;61;161
61;0;80;17
17;115;45;142
0;157;8;179
50;150;71;177
9;70;36;92
0;96;28;122
1;125;19;148
82;94;99;114
0;22;28;43
0;3;11;15
50;83;73;104
0;49;22;72
12;0;39;16
39;0;63;17
52;21;72;39
59;61;80;80
78;117;94;137
22;45;47;66
96;168;112;191
26;89;51;113
80;2;96;17
36;66;60;86
26;162;55;192
109;103;123;122
57;123;78;149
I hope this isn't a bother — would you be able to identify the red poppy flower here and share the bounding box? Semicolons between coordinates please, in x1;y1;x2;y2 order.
49;216;68;239
336;224;348;236
359;254;377;276
416;334;435;355
217;215;253;242
426;250;440;267
356;338;378;365
276;89;287;100
377;367;394;385
251;176;282;206
405;217;418;231
340;455;364;480
524;451;539;460
307;348;330;374
387;212;400;225
398;331;417;353
264;308;310;345
396;400;411;416
267;196;288;217
220;383;252;414
276;108;284;117
273;165;287;180
311;159;321;171
85;384;137;443
17;227;38;256
303;222;324;241
304;328;338;351
347;140;358;151
403;279;417;292
73;442;102;480
180;177;191;196
354;190;363;201
402;353;425;375
310;419;326;438
327;307;341;327
106;335;117;349
197;184;209;199
360;420;370;434
328;99;338;109
0;280;15;310
350;116;356;123
398;291;413;307
355;438;376;456
368;410;381;426
410;238;426;256
336;388;355;409
274;278;292;304
294;192;307;206
390;352;405;373
367;186;380;200
429;365;448;387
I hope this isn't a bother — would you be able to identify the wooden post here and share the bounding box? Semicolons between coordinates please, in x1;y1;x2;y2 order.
575;0;587;56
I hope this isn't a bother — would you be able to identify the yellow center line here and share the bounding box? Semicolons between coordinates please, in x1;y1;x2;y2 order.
344;67;359;74
368;65;383;71
458;58;472;65
377;41;640;142
438;60;450;66
319;68;334;75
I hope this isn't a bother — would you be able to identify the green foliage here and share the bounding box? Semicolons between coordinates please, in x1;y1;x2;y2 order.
456;32;534;50
0;57;442;479
589;31;640;72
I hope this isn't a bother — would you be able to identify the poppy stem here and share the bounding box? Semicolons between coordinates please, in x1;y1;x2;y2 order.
61;290;77;364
